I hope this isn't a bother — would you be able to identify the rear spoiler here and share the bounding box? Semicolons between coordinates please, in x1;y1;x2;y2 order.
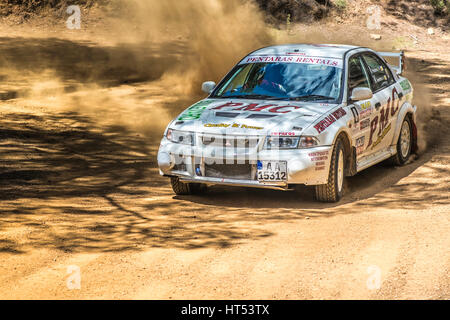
377;51;405;75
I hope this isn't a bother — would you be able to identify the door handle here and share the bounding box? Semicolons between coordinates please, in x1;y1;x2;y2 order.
375;102;382;110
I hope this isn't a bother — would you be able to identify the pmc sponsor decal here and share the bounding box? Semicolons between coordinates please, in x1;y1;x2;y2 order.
367;88;400;149
213;102;302;114
371;123;391;150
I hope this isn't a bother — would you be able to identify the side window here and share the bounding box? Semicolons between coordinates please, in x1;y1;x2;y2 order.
362;54;394;91
348;55;371;97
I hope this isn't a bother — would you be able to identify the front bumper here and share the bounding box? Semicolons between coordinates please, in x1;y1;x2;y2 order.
157;138;332;189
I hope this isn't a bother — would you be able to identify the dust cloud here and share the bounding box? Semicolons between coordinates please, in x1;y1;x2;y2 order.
111;0;274;92
0;0;435;150
0;0;276;137
403;61;435;154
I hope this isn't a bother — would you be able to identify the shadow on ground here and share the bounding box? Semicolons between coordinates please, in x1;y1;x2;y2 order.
0;44;448;255
0;37;189;98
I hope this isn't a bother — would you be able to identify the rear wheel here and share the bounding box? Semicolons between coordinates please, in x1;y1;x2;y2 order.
389;116;412;166
170;177;206;195
315;138;345;203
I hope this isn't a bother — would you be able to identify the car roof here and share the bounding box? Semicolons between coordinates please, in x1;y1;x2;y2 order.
248;44;364;59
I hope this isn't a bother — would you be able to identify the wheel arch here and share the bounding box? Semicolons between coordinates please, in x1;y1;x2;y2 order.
392;102;418;153
331;128;355;177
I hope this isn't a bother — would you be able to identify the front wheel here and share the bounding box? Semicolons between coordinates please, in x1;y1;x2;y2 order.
315;138;345;203
170;177;206;195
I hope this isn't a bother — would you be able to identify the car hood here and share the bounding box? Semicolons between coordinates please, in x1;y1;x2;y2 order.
170;98;340;136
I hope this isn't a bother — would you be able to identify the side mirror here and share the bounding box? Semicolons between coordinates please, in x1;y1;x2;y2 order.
202;81;216;94
350;87;373;101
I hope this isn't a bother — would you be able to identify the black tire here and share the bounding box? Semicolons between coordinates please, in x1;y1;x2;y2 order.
315;138;345;203
190;183;207;194
389;116;412;166
170;177;206;195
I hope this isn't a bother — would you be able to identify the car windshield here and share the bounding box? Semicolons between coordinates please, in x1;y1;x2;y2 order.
211;62;343;102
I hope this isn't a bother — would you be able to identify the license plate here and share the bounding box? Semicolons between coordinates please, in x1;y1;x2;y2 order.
257;161;287;181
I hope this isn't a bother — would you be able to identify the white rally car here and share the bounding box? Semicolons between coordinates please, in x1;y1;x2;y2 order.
158;44;417;202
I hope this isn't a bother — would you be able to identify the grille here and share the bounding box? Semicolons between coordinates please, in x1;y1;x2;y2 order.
172;163;187;172
204;163;254;180
215;112;240;118
246;114;277;119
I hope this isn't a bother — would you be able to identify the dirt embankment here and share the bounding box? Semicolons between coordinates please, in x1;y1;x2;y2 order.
1;0;329;21
2;0;449;26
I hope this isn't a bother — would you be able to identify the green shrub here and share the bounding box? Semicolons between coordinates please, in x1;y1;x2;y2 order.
334;0;347;11
430;0;448;14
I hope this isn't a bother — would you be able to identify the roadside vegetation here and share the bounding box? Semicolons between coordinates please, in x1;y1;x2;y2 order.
1;0;449;25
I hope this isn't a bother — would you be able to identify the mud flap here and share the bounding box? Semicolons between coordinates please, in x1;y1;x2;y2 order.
346;146;358;177
411;117;418;154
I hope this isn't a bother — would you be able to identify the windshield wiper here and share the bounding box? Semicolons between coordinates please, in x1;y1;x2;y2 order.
216;94;281;100
287;95;335;101
214;94;335;101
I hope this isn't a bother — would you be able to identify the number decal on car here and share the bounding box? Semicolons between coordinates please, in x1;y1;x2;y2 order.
351;106;360;124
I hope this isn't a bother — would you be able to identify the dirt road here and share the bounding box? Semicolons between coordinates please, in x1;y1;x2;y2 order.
0;22;449;299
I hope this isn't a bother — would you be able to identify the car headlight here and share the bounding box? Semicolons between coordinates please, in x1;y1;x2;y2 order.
264;136;319;149
298;136;320;148
264;136;300;149
166;129;195;146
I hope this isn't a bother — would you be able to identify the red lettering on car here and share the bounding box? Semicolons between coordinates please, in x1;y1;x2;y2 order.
236;104;274;112
368;116;379;147
390;87;400;116
213;102;244;110
378;103;390;136
269;106;301;113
